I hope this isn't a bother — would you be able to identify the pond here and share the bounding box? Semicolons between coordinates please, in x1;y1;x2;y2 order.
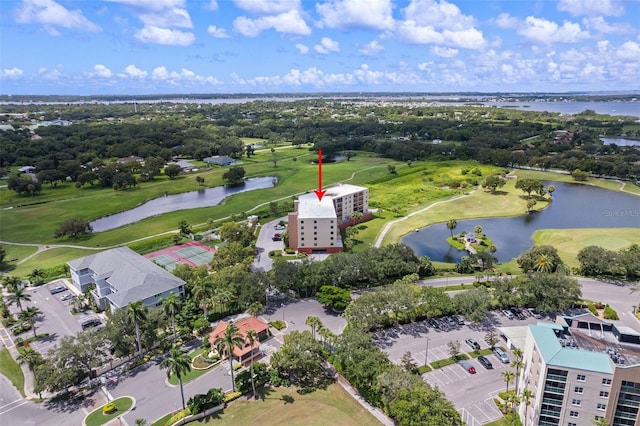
401;182;639;263
600;137;640;147
91;177;277;232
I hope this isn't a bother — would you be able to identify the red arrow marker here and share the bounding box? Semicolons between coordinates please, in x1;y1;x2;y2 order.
314;149;326;202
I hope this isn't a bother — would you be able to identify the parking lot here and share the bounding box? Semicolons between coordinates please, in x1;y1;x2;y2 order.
375;311;544;425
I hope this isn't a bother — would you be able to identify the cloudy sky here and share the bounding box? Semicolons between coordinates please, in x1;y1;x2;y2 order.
1;0;639;95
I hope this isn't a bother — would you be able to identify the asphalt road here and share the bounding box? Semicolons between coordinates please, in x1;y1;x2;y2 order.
252;217;287;272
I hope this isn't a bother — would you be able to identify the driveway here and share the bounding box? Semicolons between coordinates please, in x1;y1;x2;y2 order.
252;217;287;272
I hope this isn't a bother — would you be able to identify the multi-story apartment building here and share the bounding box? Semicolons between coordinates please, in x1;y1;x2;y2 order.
287;183;371;254
518;313;640;426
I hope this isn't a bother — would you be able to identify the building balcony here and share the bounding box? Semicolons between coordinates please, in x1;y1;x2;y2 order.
614;411;638;420
546;374;568;382
540;409;561;417
620;386;640;395
618;397;640;407
544;385;566;394
542;397;563;406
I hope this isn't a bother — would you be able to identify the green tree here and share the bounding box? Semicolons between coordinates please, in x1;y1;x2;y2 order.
126;301;148;354
178;219;192;236
515;178;543;198
547;184;555;198
16;347;44;372
387;164;396;174
572;168;590;181
502;369;515;396
18;306;42;338
28;269;44;286
54;218;93;239
521;388;533;426
577;246;617;276
246;301;264;318
222;166;246;185
192;277;214;319
160;345;192;409
484;331;499;350
517;245;562;273
388;384;462;426
526;198;537;213
400;351;418;374
483;174;506;193
7;286;31;312
214;323;245;392
520;273;581;313
447;340;461;360
452;288;492;323
305;315;322;339
446;219;457;238
316;285;351;310
162;292;182;341
164;163;182;179
270;330;330;391
245;329;259;397
195;175;205;186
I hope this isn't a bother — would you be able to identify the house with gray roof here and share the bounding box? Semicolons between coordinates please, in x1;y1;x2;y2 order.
68;247;185;311
203;155;236;166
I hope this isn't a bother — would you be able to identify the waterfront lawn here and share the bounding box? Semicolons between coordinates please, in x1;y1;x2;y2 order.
0;349;25;397
532;228;640;268
193;383;381;426
515;169;640;195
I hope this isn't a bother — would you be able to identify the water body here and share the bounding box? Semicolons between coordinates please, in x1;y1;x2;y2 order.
401;182;640;263
91;177;277;232
601;137;640;147
477;101;640;118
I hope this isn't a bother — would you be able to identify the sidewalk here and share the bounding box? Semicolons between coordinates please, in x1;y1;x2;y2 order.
335;373;394;426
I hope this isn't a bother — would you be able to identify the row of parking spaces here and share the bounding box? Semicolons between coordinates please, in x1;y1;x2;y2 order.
423;355;510;387
459;398;504;426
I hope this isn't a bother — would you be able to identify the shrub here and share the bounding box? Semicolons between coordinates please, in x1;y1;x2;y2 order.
270;320;286;330
164;408;191;426
235;363;269;393
223;391;242;403
187;387;224;414
103;403;117;414
284;248;295;254
417;365;432;374
604;305;619;320
587;303;597;315
233;363;243;371
269;367;290;387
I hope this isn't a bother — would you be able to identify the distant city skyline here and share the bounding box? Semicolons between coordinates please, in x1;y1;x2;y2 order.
1;0;639;95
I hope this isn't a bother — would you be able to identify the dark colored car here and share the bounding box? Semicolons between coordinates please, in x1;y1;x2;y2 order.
465;338;481;351
81;318;102;330
478;355;493;369
272;233;282;241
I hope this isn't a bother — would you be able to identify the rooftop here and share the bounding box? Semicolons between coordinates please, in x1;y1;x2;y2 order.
323;183;367;198
297;191;337;219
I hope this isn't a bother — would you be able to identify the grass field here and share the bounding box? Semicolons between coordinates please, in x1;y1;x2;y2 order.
192;383;381;426
532;228;640;268
0;349;25;397
84;397;134;426
515;169;640;195
10;247;99;278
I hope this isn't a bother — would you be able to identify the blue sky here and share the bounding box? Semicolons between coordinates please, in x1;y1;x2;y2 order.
1;0;639;95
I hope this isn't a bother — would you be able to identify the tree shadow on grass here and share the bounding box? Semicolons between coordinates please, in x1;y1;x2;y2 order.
488;190;509;196
281;394;295;404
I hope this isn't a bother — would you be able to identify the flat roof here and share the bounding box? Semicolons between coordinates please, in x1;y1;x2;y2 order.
324;183;367;198
297;192;337;219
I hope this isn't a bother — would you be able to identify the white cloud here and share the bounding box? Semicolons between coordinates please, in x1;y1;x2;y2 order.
150;66;221;85
518;17;589;44
104;0;186;12
495;13;519;29
1;68;24;79
316;0;395;30
314;37;340;54
208;0;218;10
233;9;311;36
207;25;229;38
122;64;148;79
15;0;101;33
135;26;195;46
396;0;486;49
233;0;301;15
582;17;633;34
557;0;624;17
359;40;384;56
431;46;458;58
295;43;309;54
617;41;640;60
92;64;113;78
139;7;192;28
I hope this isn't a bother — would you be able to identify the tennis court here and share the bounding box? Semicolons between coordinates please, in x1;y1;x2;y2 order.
144;241;216;271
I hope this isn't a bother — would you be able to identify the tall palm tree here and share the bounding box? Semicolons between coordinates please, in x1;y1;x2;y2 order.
245;329;259;397
16;347;44;371
246;301;264;318
7;286;31;312
446;219;457;238
534;254;553;273
28;269;44;286
192;277;214;319
2;276;21;292
511;348;525;415
502;370;515;395
160;345;192;409
162;292;181;341
305;316;322;339
126;301;148;354
317;326;335;352
18;306;42;338
520;388;533;426
214;323;245;392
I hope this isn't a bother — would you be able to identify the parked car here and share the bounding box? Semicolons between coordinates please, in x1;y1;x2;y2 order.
272;233;282;241
511;307;526;320
502;309;515;320
458;360;476;374
478;355;493;369
81;318;102;330
494;347;510;363
49;285;67;294
528;308;542;319
427;318;440;329
61;293;76;301
274;225;285;230
455;315;465;325
444;316;457;328
465;338;481;351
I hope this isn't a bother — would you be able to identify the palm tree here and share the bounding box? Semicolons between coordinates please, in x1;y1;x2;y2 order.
160;345;192;409
162;292;182;341
245;329;259;397
192;277;214;319
18;306;42;338
305;316;322;339
2;276;21;292
16;347;44;371
317;326;335;352
134;420;148;426
502;369;515;395
28;269;44;286
520;388;533;426
214;323;245;392
534;254;553;273
126;301;148;354
246;301;263;318
446;219;457;238
7;286;31;312
474;225;483;235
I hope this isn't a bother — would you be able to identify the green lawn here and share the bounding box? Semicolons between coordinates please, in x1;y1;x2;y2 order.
150;411;175;426
168;347;219;386
84;397;134;426
0;244;38;273
192;383;381;426
10;247;99;277
532;228;640;268
0;349;25;397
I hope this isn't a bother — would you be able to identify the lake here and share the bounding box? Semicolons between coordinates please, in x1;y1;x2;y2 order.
401;182;639;263
91;177;277;232
601;137;640;147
